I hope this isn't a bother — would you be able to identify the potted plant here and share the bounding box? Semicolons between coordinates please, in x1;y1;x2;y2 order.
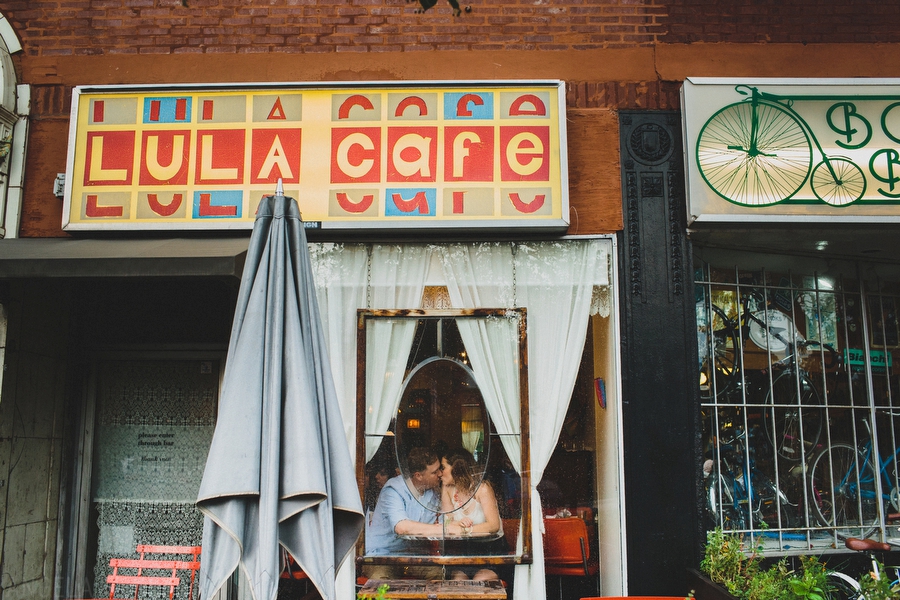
357;583;389;600
857;569;900;600
687;529;831;600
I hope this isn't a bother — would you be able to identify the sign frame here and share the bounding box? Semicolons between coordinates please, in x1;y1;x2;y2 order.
682;77;900;224
63;80;569;233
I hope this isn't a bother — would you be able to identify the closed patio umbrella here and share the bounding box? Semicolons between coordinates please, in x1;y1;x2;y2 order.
197;188;364;600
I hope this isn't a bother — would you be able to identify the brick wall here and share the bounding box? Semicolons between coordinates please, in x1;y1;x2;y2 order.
6;0;900;57
567;80;681;111
662;0;900;44
8;0;900;237
1;0;666;55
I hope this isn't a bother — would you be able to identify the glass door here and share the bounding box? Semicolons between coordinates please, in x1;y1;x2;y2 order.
77;357;219;600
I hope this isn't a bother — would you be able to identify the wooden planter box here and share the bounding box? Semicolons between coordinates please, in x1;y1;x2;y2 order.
686;569;739;600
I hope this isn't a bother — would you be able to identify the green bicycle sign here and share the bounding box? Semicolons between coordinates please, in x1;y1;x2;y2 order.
694;82;900;208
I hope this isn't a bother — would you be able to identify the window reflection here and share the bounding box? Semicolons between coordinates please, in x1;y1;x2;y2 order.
395;358;491;509
365;357;514;557
358;311;529;566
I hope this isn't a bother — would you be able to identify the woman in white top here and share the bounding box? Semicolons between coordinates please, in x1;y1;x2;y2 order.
440;447;502;580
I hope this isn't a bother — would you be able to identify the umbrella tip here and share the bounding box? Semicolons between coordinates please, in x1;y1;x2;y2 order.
275;178;284;197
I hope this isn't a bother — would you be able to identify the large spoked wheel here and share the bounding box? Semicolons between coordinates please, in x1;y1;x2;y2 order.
808;443;878;536
826;571;862;600
811;158;866;206
697;100;812;207
764;371;823;461
698;304;740;401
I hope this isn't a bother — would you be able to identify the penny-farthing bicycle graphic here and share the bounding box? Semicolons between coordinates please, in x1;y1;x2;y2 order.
697;85;868;207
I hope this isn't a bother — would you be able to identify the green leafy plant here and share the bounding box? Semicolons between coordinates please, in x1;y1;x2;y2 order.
745;559;793;600
787;556;830;600
700;528;833;600
357;583;390;600
701;527;750;593
858;561;900;600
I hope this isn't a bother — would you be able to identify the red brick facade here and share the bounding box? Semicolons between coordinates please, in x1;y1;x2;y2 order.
5;0;899;58
663;0;900;44
5;0;900;236
1;0;665;56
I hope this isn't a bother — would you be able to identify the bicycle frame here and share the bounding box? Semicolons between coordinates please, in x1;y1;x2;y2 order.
736;85;844;185
709;424;793;532
703;289;833;393
697;84;869;206
840;429;900;510
811;415;900;544
828;537;900;599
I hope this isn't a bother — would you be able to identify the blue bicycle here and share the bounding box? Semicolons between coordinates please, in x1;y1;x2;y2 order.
705;416;796;532
808;417;900;536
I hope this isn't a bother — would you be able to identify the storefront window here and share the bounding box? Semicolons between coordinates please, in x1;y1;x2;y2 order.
312;237;612;596
356;310;531;568
696;255;900;553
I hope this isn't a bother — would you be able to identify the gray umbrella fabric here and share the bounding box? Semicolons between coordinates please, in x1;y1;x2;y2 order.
197;194;364;600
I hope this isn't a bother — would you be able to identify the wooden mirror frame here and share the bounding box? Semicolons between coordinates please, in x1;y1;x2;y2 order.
355;308;532;567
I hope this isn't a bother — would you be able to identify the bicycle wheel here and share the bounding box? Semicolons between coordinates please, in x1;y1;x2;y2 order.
764;371;823;461
706;470;745;531
699;304;740;401
811;158;866;206
753;472;798;530
808;443;879;535
826;570;862;600
697;100;812;207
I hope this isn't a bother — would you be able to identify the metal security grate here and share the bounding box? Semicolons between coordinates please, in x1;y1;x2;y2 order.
696;261;900;554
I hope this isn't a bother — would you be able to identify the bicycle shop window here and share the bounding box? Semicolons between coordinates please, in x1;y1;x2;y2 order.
356;309;532;571
696;254;900;553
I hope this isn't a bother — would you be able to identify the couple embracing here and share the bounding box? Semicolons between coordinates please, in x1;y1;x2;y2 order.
365;446;501;581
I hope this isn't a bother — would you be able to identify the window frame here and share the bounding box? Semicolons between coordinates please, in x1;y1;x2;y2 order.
0;17;27;239
355;308;533;567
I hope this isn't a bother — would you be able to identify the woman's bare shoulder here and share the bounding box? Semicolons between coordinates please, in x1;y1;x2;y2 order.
475;480;496;499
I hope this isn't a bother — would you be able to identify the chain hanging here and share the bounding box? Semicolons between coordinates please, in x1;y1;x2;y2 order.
511;242;518;309
365;244;373;309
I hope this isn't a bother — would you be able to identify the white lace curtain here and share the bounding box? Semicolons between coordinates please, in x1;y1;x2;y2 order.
364;245;431;461
440;241;608;600
309;243;430;453
308;238;611;600
439;244;522;470
308;243;430;600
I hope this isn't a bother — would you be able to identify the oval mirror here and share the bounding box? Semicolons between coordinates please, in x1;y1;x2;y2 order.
394;357;491;517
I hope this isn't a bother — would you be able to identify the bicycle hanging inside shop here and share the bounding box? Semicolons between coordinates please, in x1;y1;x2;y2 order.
697;261;900;553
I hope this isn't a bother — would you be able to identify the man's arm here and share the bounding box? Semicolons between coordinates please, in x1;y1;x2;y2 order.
394;517;462;536
378;487;462;536
381;486;462;536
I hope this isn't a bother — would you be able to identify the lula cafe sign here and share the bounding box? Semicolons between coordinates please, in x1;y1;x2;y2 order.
682;78;900;223
63;81;569;232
